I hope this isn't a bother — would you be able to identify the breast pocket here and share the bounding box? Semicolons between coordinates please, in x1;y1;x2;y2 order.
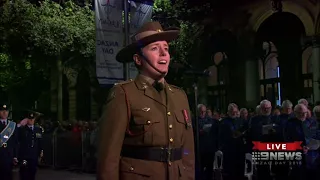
130;108;160;144
174;110;188;143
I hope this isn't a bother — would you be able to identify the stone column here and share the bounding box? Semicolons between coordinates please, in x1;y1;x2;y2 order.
235;30;257;107
245;59;260;107
64;67;78;121
311;36;320;103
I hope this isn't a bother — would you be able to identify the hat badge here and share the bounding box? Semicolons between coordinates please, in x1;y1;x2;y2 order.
3;105;6;108
157;29;162;32
30;114;34;117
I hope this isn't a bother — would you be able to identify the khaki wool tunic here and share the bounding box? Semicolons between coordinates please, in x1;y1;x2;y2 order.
97;74;195;180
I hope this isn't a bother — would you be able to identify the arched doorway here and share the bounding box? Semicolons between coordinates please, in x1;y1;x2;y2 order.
256;12;306;104
302;46;313;101
207;52;228;112
207;29;236;112
258;42;280;105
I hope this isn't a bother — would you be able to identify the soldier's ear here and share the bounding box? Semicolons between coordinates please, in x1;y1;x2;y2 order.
133;54;142;66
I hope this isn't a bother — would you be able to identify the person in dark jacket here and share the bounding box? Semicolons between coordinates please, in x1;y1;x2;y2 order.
18;110;43;180
272;100;293;180
0;103;19;180
284;104;309;180
248;100;277;180
218;103;247;180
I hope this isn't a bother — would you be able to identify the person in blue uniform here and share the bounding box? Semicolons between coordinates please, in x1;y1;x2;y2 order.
0;103;19;180
218;103;247;180
18;110;43;180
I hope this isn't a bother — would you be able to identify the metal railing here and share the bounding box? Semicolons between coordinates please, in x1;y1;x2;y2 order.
41;131;97;173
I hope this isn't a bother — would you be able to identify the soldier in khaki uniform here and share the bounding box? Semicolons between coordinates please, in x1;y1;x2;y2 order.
97;22;195;180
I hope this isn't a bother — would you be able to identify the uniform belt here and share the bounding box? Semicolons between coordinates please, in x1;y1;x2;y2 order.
121;146;183;162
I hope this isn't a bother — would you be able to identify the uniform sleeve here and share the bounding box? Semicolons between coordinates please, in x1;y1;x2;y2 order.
97;85;128;180
13;125;19;158
181;91;195;180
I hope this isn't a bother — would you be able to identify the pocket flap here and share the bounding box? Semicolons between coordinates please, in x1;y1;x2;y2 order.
132;108;160;125
120;157;152;176
175;110;187;123
133;119;160;125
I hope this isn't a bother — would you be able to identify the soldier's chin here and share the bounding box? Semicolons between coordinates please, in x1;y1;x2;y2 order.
158;70;168;76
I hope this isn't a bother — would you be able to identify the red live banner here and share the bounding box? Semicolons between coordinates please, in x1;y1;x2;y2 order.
252;141;303;151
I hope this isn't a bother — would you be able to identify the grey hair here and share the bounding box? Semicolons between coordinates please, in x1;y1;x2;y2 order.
197;104;206;110
294;104;307;112
282;100;293;109
256;105;260;113
227;103;238;111
298;99;308;106
313;105;320;118
240;108;248;113
260;99;271;106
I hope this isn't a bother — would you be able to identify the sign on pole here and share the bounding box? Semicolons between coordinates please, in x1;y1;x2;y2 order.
95;0;154;85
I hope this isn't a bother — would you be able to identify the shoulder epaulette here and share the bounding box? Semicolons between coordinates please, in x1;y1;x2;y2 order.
168;84;183;90
114;79;133;86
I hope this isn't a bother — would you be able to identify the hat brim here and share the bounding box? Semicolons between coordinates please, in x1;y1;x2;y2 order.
116;30;179;63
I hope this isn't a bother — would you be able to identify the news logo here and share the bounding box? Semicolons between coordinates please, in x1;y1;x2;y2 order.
252;141;303;165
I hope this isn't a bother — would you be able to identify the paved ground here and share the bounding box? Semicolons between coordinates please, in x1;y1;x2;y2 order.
13;168;95;180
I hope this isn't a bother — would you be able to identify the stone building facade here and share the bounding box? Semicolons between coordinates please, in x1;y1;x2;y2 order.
204;0;320;110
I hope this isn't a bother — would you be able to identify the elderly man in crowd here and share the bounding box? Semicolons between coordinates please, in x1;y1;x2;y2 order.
248;100;277;180
284;104;309;180
272;100;294;180
239;108;248;121
218;103;247;180
195;104;217;180
298;98;312;119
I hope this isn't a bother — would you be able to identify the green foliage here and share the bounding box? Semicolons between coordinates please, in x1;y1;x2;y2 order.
31;0;95;60
0;53;31;90
0;0;95;105
153;0;205;65
1;0;95;65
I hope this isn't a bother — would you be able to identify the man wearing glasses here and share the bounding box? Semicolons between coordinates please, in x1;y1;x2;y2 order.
248;100;278;180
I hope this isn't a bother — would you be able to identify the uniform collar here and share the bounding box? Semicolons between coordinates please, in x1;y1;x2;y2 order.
134;74;169;106
0;119;7;124
139;74;156;85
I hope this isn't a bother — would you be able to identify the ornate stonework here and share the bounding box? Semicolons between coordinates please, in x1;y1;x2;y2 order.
271;0;282;12
250;1;315;36
64;67;78;88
